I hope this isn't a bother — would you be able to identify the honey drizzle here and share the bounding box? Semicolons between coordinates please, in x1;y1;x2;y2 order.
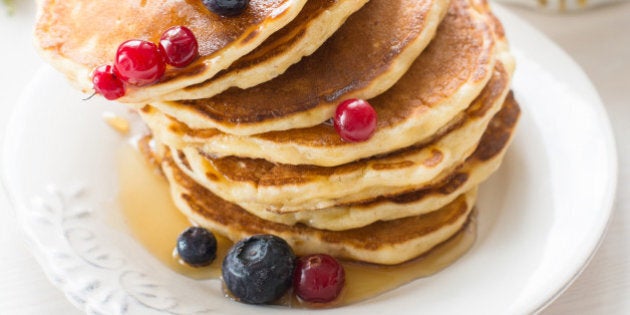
103;112;131;135
117;143;476;306
335;221;475;307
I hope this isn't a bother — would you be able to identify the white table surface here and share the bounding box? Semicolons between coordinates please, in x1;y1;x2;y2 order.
0;1;628;314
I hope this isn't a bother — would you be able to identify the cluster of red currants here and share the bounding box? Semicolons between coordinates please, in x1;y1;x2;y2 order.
91;26;199;100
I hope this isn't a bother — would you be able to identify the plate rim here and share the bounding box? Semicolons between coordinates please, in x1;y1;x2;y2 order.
492;4;618;314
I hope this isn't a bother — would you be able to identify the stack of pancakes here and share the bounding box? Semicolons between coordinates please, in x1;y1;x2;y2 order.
35;0;520;265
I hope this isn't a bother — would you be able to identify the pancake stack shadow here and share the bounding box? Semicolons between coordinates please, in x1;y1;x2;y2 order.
37;0;521;265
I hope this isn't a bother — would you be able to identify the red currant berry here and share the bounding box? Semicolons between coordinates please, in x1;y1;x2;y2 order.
333;99;377;142
114;39;165;86
293;254;345;303
159;26;199;68
92;64;125;100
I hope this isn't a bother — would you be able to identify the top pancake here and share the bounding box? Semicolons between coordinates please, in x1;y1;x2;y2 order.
161;0;370;100
34;0;308;102
148;0;451;135
142;0;504;166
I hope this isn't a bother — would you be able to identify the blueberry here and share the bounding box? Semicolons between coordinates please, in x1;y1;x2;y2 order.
176;227;217;267
203;0;249;17
222;234;296;304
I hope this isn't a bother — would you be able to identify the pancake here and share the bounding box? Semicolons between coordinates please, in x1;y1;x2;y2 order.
34;0;308;103
162;154;478;265
171;61;511;213
161;0;370;100
237;93;520;230
141;0;506;166
147;0;452;135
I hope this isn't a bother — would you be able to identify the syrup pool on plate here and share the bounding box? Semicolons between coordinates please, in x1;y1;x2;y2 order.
117;142;231;279
116;140;477;306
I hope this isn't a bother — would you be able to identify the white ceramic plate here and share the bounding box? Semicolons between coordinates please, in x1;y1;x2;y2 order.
2;5;617;315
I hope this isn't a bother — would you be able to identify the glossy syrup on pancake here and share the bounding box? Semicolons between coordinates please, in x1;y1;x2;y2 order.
149;0;451;135
161;0;370;100
35;0;308;102
143;0;503;166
